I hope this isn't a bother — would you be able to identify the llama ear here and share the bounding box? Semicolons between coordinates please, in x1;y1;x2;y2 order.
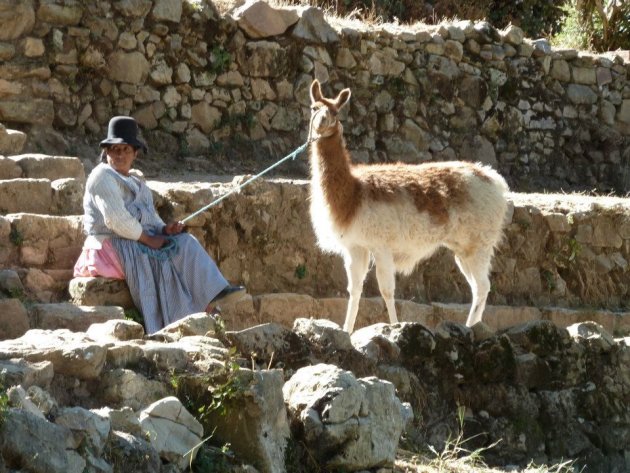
335;88;351;110
310;80;322;103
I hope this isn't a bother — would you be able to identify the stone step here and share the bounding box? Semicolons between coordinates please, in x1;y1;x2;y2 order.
0;124;27;156
0;178;84;215
1;213;84;271
65;277;630;337
0;298;126;341
1;154;85;180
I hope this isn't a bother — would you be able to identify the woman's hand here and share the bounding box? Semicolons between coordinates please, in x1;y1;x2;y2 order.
138;232;168;249
163;221;186;235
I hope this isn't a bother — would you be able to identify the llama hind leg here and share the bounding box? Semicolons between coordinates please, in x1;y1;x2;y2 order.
373;250;398;325
343;246;370;333
455;251;492;327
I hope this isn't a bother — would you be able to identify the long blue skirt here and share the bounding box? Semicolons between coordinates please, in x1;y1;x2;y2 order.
111;233;228;334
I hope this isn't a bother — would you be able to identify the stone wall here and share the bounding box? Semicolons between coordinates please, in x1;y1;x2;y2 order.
7;170;629;315
0;1;629;193
151;180;630;314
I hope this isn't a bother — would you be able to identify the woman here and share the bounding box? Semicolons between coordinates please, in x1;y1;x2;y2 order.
74;116;245;334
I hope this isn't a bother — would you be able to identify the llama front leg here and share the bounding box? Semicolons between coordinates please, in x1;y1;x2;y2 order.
456;251;492;327
343;246;370;333
373;249;398;325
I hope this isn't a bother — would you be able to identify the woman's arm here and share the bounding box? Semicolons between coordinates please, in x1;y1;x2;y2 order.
90;170;169;248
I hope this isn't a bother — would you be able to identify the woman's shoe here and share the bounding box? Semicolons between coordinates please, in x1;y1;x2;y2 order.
211;285;246;306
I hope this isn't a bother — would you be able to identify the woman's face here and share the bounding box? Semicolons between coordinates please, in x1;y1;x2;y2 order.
106;144;137;175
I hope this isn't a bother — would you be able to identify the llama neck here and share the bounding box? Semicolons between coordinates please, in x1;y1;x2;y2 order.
310;128;360;228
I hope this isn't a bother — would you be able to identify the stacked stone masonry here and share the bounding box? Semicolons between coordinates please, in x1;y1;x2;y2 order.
1;154;628;322
0;0;628;193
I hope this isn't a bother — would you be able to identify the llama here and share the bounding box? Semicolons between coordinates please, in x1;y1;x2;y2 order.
307;79;509;333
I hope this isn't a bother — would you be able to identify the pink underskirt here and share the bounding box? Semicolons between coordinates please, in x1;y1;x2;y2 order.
73;238;125;279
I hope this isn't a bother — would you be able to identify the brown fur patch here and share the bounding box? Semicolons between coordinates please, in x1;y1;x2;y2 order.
353;163;471;224
311;129;362;228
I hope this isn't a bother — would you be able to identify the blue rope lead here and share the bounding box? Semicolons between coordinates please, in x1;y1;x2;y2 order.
181;141;310;224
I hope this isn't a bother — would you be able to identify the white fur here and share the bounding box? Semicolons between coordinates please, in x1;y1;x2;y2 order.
311;162;509;332
308;83;509;333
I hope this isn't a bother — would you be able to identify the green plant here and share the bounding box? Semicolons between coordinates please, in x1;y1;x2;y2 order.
0;382;9;428
198;348;245;420
553;236;581;268
9;227;23;246
190;442;235;473
541;269;557;291
124;308;144;326
210;46;231;75
7;287;26;301
295;264;308;280
427;406;498;470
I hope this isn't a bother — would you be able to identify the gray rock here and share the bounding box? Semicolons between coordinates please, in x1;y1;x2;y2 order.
0;298;29;340
0;329;107;380
283;364;411;470
0;409;86;473
139;396;202;468
291;7;338;43
0;358;53;389
151;0;182;23
68;277;134;310
55;406;111;456
105;431;161;473
226;322;309;368
206;369;290;473
233;0;299;39
31;303;125;332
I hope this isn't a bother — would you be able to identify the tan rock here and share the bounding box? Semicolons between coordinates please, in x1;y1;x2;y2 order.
0;0;35;41
86;319;145;342
191;101;221;133
9;154;85;180
0;298;29;340
31;303;125;333
0;155;22;178
0;99;54;125
36;3;83;25
0;179;52;214
0;329;107;379
107;51;150;84
151;0;183;23
233;0;299;39
99;368;170;410
68;277;135;309
0;358;53;389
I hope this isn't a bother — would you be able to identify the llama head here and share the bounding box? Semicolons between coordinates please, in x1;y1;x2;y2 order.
309;79;351;137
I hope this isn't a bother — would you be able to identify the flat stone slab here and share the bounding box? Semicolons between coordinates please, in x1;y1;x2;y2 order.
31;303;126;332
69;277;134;309
9;154;85;180
0;178;52;213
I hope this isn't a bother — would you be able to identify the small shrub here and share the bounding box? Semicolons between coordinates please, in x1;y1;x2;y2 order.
294;264;308;280
0;382;9;428
191;443;235;473
124;308;144;326
210;46;231;75
9;227;24;247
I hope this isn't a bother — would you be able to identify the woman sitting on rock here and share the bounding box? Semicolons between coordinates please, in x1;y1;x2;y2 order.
74;116;245;334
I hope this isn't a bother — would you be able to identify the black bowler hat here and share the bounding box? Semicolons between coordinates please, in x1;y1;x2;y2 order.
100;116;148;152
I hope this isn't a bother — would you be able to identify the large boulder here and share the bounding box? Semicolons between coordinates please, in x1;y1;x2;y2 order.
204;368;291;473
139;396;203;468
0;409;86;473
0;329;107;379
283;363;412;470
